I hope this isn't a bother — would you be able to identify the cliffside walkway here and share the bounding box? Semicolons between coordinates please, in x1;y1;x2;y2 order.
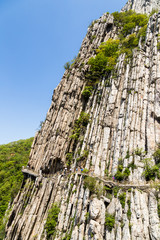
21;167;158;190
22;166;39;178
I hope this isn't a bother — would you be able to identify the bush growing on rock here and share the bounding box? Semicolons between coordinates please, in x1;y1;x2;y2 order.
82;86;93;100
153;148;160;164
45;203;60;239
84;176;103;197
70;112;90;140
105;213;115;231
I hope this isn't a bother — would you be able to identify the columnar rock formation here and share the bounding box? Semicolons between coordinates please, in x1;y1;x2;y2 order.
122;0;160;14
4;1;160;239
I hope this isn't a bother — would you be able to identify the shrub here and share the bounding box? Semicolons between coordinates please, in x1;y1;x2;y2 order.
70;112;90;140
115;165;130;181
134;148;143;156
77;150;89;163
84;176;97;193
157;42;160;51
153;148;160;164
83;168;89;173
118;192;126;208
86;39;120;82
112;10;148;37
158;204;160;218
45;203;60;239
113;186;119;197
121;33;138;49
143;165;159;181
64;62;71;70
84;176;103;197
66;153;73;167
122;22;136;36
105;213;115;231
128;161;137;170
82;86;93;100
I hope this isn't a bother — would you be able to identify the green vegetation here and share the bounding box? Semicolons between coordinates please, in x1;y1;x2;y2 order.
70;112;90;140
82;86;93;100
158;203;160;218
84;176;103;197
153;147;160;164
86;39;120;83
115;164;130;181
128;161;137;170
66;153;73;167
0;137;34;239
45;203;60;240
127;199;131;220
113;186;119;198
82;11;149;105
112;10;148;37
143;158;160;181
64;62;71;70
105;213;115;231
77;150;89;163
134;148;143;156
118;192;126;208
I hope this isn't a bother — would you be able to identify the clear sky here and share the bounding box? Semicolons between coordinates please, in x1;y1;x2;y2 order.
0;0;127;144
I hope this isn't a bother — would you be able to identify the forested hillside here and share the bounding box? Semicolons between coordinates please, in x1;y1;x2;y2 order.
0;137;33;239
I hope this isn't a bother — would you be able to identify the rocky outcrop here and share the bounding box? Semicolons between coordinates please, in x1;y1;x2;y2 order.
122;0;160;14
4;0;160;239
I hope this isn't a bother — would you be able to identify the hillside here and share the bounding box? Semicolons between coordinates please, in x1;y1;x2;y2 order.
0;138;33;239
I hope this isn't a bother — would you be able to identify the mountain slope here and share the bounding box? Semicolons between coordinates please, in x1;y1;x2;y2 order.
4;1;160;239
0;138;33;240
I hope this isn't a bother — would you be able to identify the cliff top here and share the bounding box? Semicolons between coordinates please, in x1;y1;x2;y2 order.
122;0;160;14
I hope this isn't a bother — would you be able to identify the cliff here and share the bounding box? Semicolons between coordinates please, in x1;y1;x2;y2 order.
4;0;160;239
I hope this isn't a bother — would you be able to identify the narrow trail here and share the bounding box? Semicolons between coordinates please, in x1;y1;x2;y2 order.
22;167;158;190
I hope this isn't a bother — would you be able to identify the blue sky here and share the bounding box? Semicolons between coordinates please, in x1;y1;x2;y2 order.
0;0;127;144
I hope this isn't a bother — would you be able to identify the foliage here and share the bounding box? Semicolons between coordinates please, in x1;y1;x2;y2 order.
64;62;71;70
0;137;33;234
113;186;119;197
105;213;115;231
158;203;160;218
127;199;131;220
77;150;89;163
84;176;103;197
125;150;130;159
118;192;126;208
86;39;120;82
157;42;160;51
143;164;160;181
112;10;148;37
115;165;130;181
128;161;137;170
70;112;90;140
143;158;160;181
45;203;60;239
84;176;96;193
84;11;149;91
66;153;73;167
153;148;160;164
83;168;89;173
134;148;143;156
82;86;93;100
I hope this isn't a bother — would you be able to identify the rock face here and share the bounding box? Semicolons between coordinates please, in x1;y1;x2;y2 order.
122;0;160;14
4;0;160;239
